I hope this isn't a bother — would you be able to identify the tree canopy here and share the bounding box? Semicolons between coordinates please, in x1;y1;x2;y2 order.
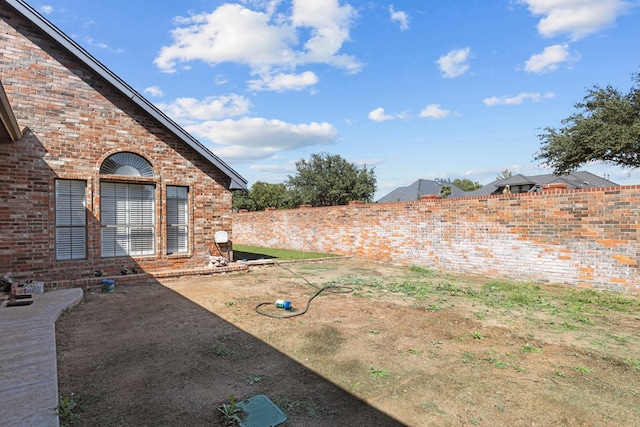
232;153;377;210
287;153;377;207
496;169;513;180
452;178;482;191
232;182;296;211
439;184;452;198
536;72;640;174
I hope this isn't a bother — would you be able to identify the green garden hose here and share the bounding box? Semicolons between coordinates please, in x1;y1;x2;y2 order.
254;262;353;318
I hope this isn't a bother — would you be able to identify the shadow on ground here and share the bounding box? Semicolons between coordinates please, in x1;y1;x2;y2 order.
233;250;276;261
55;279;403;426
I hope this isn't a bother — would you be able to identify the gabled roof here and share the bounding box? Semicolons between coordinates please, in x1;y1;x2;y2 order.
467;171;619;196
2;0;247;189
497;174;535;187
0;80;21;142
377;179;467;203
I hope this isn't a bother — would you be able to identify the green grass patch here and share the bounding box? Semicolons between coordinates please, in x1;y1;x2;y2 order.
562;288;640;313
233;244;338;261
408;265;434;276
481;281;548;308
521;343;542;353
370;367;389;378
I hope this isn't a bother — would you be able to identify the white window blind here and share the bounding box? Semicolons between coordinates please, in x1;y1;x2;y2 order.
166;186;189;254
101;182;155;257
55;180;87;260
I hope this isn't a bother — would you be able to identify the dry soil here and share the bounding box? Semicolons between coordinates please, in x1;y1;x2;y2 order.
56;258;640;426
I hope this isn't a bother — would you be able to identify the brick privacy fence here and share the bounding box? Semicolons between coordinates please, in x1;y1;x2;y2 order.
234;186;640;294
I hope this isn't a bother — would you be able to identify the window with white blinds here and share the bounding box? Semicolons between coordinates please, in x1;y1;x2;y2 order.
101;182;155;257
55;180;87;260
166;186;189;254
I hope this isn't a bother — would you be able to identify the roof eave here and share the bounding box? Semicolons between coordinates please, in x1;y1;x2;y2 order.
3;0;247;189
0;80;21;142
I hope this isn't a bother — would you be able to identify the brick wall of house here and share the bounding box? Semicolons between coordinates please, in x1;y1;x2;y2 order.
234;186;640;294
0;8;233;285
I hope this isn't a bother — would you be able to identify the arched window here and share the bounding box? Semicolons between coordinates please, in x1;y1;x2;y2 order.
100;152;153;177
100;153;155;257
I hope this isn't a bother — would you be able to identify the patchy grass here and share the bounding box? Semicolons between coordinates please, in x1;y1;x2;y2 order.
56;258;640;426
346;269;640;323
233;244;338;261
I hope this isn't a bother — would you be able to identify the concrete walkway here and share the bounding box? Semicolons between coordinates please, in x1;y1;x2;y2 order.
0;288;83;427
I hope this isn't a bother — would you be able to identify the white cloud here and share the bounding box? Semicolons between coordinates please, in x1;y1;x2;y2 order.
84;37;124;54
389;5;409;31
248;71;319;92
154;1;361;91
524;44;578;73
368;107;396;122
290;0;360;70
214;74;229;85
353;157;383;167
144;86;164;97
40;5;54;14
519;0;631;41
436;47;471;78
419;104;451;119
249;163;297;174
185;117;338;161
157;94;251;122
155;4;294;72
85;37;108;49
483;92;555;106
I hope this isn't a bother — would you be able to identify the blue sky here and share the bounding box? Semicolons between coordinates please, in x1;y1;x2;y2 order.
32;0;640;199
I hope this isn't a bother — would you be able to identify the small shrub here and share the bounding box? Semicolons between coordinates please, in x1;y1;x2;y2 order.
461;351;475;363
217;394;243;426
573;365;591;374
55;397;79;426
370;367;389;378
212;341;234;358
245;375;263;385
626;358;640;371
521;343;542;353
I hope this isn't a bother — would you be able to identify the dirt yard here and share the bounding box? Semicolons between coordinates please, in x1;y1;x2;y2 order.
56;258;640;426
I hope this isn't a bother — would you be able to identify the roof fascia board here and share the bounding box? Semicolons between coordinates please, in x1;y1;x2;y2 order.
3;0;247;189
0;80;21;142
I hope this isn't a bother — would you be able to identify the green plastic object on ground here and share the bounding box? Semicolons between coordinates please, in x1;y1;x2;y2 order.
237;394;287;427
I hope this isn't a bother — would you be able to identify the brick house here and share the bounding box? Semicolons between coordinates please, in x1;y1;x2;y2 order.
0;0;247;287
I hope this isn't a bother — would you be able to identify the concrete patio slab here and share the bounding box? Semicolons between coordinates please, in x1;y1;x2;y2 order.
0;288;83;427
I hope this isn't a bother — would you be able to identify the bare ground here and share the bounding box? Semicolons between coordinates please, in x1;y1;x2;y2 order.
56;258;640;426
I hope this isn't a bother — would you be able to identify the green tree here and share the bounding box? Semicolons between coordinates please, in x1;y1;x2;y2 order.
452;178;482;191
232;189;253;211
249;181;293;211
496;169;513;180
232;182;295;211
287;152;377;207
536;72;640;174
439;184;452;198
